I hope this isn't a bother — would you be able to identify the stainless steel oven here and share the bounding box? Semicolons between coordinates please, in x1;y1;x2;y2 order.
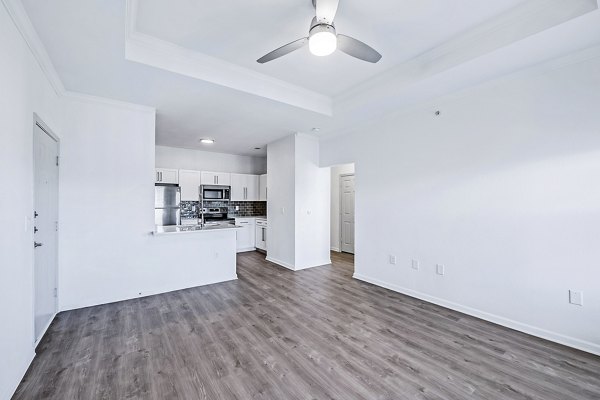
200;185;230;201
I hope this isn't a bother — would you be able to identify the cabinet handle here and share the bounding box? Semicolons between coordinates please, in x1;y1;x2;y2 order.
262;227;265;241
216;176;219;184
156;171;159;182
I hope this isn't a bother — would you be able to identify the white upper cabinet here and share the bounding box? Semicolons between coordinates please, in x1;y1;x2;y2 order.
200;171;231;186
259;174;267;201
178;170;201;201
155;168;179;184
231;174;259;201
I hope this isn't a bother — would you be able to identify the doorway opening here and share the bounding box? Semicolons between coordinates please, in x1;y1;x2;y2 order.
33;115;59;344
330;163;355;273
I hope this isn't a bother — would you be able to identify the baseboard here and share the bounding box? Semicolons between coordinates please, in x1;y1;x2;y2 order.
266;256;295;270
236;247;256;253
34;312;57;348
60;275;238;312
295;260;332;271
266;257;332;271
353;273;600;356
331;246;340;252
4;350;35;400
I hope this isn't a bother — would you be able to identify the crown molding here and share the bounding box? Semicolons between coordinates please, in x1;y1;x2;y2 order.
124;0;332;116
1;0;65;95
320;42;600;141
2;0;157;114
334;0;598;107
62;91;156;114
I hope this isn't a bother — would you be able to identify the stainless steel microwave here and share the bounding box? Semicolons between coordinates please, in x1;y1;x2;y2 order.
201;185;231;201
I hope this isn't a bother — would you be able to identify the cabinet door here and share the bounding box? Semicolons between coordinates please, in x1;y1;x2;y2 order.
255;225;267;250
246;175;259;201
230;173;245;201
235;218;256;252
201;171;231;185
259;174;267;201
156;168;179;184
215;172;231;186
200;172;216;185
179;170;201;201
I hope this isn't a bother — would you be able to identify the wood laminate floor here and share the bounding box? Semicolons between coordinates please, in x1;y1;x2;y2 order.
14;251;600;400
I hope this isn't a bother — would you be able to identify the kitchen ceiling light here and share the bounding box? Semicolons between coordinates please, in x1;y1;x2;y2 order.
200;138;215;144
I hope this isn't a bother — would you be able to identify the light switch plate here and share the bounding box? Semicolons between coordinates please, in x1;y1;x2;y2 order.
389;255;397;265
411;259;419;270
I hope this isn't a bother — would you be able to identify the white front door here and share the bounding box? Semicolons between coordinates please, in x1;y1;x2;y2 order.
33;122;59;342
340;175;355;254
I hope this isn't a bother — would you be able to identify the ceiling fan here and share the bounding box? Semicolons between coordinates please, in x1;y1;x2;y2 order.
257;0;382;64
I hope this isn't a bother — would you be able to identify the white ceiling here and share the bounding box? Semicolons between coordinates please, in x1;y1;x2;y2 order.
134;0;527;96
19;0;600;156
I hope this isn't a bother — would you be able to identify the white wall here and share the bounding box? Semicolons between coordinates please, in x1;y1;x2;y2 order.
267;133;331;270
266;135;296;268
294;134;331;269
330;164;355;252
320;48;600;355
58;97;238;311
0;4;63;399
155;145;266;174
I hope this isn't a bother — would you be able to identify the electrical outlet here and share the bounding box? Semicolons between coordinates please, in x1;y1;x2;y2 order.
436;264;445;275
389;255;397;265
569;290;583;306
411;259;419;270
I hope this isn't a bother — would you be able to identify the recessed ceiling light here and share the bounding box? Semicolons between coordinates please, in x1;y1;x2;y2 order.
312;127;320;132
199;138;215;144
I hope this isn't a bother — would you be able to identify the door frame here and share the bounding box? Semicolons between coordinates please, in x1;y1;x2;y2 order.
32;113;60;345
339;173;355;254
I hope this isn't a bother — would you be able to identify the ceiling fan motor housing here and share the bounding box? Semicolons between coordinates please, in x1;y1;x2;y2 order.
309;17;336;37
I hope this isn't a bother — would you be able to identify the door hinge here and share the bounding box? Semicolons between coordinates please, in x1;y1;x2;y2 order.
55;221;59;232
54;288;58;298
56;156;59;166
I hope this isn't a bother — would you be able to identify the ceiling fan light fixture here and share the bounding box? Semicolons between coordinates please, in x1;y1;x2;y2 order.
309;25;337;56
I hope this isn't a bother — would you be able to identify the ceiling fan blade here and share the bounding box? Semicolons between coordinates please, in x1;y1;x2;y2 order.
315;0;339;23
257;38;308;63
337;34;382;63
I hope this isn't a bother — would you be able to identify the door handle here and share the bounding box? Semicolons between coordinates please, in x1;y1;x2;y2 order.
34;242;43;248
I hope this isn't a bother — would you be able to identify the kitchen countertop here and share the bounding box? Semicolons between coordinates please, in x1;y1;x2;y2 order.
153;222;241;235
232;215;267;219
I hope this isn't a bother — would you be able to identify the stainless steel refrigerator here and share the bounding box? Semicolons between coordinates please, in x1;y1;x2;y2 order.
155;184;181;226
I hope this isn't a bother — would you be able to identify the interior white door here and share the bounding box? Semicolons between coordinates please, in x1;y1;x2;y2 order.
33;122;59;342
340;175;355;254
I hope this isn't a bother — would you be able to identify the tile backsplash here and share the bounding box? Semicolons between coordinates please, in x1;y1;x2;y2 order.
180;201;266;218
